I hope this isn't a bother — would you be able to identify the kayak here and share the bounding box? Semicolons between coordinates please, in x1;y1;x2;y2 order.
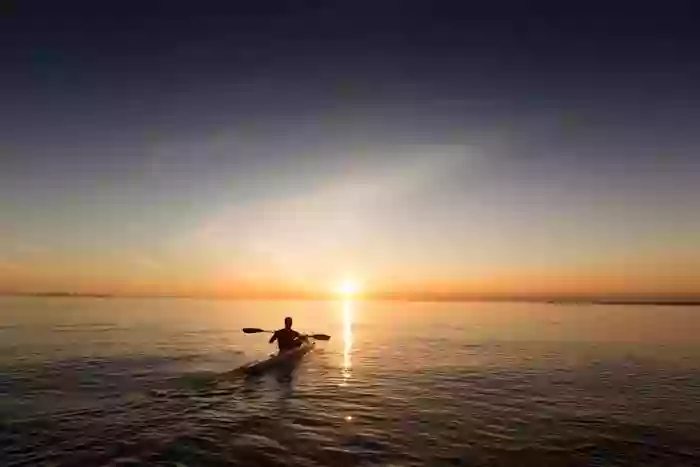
243;339;315;376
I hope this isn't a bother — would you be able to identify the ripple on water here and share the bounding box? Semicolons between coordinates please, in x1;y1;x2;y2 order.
3;308;700;466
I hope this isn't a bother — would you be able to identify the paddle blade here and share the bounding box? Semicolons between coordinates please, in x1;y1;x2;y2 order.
310;333;331;341
242;327;266;334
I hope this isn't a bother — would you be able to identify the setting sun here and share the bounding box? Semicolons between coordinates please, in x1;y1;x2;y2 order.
336;278;361;298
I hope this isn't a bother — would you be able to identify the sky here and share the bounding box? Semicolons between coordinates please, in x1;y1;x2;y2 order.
1;2;699;299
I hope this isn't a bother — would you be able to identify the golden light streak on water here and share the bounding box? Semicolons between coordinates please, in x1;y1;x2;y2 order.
342;298;353;384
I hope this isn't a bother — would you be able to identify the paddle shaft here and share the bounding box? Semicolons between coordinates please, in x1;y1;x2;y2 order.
242;328;330;341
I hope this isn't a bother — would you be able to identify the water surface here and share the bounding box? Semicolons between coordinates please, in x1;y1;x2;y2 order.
1;297;699;466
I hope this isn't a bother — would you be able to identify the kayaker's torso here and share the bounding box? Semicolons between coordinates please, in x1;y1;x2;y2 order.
272;328;301;352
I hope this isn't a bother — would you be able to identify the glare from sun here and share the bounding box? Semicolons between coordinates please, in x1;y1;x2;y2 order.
336;278;361;298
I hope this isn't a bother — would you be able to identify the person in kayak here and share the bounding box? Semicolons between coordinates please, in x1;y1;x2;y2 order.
269;317;305;352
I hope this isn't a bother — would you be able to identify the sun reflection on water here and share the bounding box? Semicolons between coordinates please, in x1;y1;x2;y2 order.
342;298;353;384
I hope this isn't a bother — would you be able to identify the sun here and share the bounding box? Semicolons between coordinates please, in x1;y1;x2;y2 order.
335;278;361;298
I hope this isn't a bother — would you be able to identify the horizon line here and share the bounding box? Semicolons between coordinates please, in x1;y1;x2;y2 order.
1;291;699;305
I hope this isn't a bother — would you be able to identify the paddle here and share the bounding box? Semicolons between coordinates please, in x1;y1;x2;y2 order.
307;334;331;341
241;328;331;341
242;327;273;334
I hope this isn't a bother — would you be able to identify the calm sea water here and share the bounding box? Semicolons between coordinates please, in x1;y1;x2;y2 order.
1;297;699;466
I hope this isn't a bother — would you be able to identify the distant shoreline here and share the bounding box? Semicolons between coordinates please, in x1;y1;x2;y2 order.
1;292;698;306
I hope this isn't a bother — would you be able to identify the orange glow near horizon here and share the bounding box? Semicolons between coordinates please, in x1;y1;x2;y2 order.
1;255;699;300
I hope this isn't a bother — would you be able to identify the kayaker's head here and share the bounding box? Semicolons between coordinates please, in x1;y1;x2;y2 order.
284;317;293;329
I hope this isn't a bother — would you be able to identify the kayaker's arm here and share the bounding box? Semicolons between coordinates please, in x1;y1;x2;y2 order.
269;331;278;344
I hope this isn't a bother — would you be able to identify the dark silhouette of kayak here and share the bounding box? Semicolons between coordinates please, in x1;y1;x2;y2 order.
242;340;316;376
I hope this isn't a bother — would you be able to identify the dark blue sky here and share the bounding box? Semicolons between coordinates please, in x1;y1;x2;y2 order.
1;2;699;297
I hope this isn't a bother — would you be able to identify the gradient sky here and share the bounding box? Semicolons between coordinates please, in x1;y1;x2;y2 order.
1;3;699;298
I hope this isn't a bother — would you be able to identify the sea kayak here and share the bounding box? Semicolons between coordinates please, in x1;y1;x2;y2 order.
243;339;315;375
